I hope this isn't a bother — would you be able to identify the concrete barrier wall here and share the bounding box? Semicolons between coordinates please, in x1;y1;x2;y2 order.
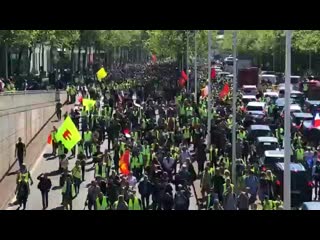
0;91;67;180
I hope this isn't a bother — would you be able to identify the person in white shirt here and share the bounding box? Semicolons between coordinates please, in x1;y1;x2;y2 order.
127;172;137;189
180;146;191;166
162;152;175;179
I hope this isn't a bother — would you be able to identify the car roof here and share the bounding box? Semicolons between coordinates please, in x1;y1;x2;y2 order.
250;125;271;131
242;95;256;99
275;162;305;171
261;74;277;77
264;91;278;96
247;101;266;107
293;112;313;118
291;75;301;78
288;104;302;110
291;90;303;95
306;100;320;105
302;202;320;210
257;137;278;143
243;85;257;88
264;150;284;158
276;98;294;106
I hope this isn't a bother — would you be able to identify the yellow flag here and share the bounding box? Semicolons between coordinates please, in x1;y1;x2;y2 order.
82;98;96;111
96;67;108;81
55;116;81;150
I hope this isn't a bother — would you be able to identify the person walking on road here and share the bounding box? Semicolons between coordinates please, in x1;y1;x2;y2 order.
15;137;26;170
16;164;33;186
37;173;52;209
15;175;30;210
51;126;58;156
138;175;153;210
95;191;110;210
112;195;129;210
72;160;82;194
85;181;100;210
62;175;76;210
56;100;63;121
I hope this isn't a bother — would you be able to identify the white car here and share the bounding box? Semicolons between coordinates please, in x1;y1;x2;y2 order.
246;101;267;113
242;95;257;105
280;104;302;118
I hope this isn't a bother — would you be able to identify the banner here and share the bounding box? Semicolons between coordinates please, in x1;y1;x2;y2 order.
55;116;81;150
96;67;108;81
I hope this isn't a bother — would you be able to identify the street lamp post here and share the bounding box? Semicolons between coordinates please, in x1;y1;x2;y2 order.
231;31;237;185
284;30;292;210
186;31;189;92
194;30;198;103
207;30;212;147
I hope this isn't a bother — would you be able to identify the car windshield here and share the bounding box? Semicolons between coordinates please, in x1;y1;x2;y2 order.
247;105;263;111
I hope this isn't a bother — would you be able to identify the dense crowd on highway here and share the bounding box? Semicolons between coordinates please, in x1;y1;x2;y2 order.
12;60;320;210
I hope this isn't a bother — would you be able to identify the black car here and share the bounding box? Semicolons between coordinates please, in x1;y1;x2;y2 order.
273;162;312;208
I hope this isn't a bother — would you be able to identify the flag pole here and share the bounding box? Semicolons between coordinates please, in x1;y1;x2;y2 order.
231;31;238;186
207;30;212;147
284;30;292;210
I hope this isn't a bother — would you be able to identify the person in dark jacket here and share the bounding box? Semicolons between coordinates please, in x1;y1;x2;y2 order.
138;175;153;210
37;173;52;209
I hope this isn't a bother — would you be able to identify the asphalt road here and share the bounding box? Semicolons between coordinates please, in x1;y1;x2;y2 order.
6;95;200;210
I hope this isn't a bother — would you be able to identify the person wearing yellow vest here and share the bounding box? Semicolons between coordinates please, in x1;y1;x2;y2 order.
130;154;143;179
15;174;30;210
276;127;284;145
94;160;107;180
84;129;93;158
223;178;234;196
128;193;142;210
95;192;110;210
16;163;33;186
51;126;58;156
104;149;112;177
183;126;191;145
142;141;151;167
62;175;76;210
295;147;304;163
262;195;274;210
272;195;283;210
72;160;82;194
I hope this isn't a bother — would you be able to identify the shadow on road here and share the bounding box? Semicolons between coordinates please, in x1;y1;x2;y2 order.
47;170;61;177
43;153;53;158
86;168;94;172
51;206;64;210
52;186;62;191
51;120;59;123
7;171;19;176
46;156;57;161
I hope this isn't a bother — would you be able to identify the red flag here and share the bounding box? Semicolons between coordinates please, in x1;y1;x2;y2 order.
151;54;157;63
178;77;187;88
219;83;230;99
78;96;83;104
211;68;216;79
119;150;130;175
47;134;52;144
181;70;188;81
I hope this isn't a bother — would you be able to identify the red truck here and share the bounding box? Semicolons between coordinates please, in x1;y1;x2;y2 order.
238;67;260;88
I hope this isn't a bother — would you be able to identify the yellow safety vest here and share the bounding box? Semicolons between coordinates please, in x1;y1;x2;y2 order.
58;144;65;156
296;149;304;161
131;156;143;169
18;172;30;183
183;128;190;139
263;200;274;210
128;197;141;210
62;182;76;198
96;196;108;210
72;166;82;179
223;183;234;195
95;164;107;178
84;131;92;142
